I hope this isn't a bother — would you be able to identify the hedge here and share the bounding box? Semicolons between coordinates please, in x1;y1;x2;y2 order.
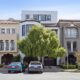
60;64;77;69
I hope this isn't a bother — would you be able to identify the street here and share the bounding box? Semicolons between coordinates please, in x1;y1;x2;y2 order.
0;70;80;80
24;72;80;80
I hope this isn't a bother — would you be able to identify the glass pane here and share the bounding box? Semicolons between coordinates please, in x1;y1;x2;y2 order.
22;25;25;36
5;40;9;50
33;15;39;21
73;42;77;51
67;41;71;52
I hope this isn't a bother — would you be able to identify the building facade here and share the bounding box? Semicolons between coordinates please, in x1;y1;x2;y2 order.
58;20;80;64
0;11;79;66
19;10;60;65
0;19;20;64
21;10;59;39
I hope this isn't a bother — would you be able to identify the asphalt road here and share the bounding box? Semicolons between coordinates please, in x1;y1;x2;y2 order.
0;68;80;80
0;72;80;80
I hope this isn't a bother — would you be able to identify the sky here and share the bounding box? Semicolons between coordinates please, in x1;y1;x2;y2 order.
0;0;80;20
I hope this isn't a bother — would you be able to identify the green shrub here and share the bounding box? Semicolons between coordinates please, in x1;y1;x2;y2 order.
60;64;77;69
0;64;4;68
13;55;21;62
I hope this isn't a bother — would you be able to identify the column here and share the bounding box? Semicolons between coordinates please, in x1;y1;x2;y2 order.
71;41;73;52
42;57;44;66
0;55;2;64
9;40;11;51
4;40;6;51
57;57;60;65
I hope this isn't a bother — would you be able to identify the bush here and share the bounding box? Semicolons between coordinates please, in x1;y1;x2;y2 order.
0;64;4;68
60;64;77;69
13;55;21;62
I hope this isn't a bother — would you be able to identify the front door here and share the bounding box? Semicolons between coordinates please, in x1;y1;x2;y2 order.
44;57;57;66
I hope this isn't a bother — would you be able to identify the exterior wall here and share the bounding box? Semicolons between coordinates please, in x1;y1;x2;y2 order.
21;11;57;23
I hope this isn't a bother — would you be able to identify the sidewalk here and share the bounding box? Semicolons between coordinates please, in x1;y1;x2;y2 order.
44;66;64;72
64;69;80;72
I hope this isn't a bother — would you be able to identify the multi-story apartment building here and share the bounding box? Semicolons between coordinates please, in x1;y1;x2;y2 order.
19;10;60;65
0;19;20;64
58;20;80;64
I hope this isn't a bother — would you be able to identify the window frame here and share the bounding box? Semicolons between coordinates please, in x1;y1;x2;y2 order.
1;28;5;34
65;27;78;38
22;25;26;36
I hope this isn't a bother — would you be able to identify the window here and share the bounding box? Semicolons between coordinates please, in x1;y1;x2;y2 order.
73;41;77;51
7;28;10;34
65;28;78;38
12;28;15;34
0;40;4;50
26;24;32;35
25;15;30;19
22;25;26;36
39;15;46;21
33;14;51;21
67;41;77;52
1;28;5;34
11;40;15;51
5;40;9;50
45;15;51;21
67;41;71;52
33;15;39;21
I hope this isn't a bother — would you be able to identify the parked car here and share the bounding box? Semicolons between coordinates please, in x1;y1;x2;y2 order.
7;62;26;73
28;61;43;73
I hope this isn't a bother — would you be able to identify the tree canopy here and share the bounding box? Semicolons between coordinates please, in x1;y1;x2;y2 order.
18;25;66;58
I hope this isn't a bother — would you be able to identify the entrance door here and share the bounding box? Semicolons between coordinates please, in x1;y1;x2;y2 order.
44;57;57;66
65;54;76;64
1;53;13;65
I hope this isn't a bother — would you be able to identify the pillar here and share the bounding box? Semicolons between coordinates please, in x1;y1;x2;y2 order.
71;41;73;52
0;55;2;64
57;57;60;65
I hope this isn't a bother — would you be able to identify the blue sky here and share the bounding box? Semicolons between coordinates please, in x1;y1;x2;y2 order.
0;0;80;20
